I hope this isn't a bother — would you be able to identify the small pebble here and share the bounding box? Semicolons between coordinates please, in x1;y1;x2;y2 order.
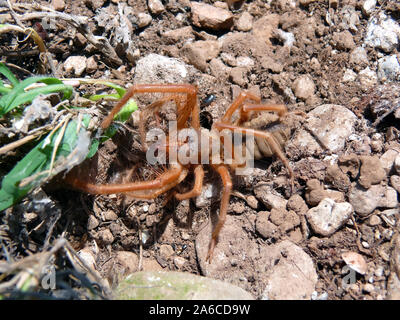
306;199;353;236
311;291;318;300
358;67;378;90
362;0;377;16
235;12;253;31
246;195;258;209
342;251;368;275
377;55;400;82
141;230;150;245
349;47;369;71
190;2;234;30
374;266;384;277
230;67;248;86
332;30;355;50
292;75;315;100
181;231;191;240
98;229;114;245
87;215;99;230
103;210;118;221
148;0;165;15
64;56;87;76
231;201;245;214
380;149;399;173
362;241;370;249
364;12;400;53
256;212;279;239
342;69;357;82
349;184;398;216
159;244;174;259
395;153;400;174
173;256;187;269
86;56;98;73
137;12;153;28
368;215;381;226
363;283;375;293
51;0;65;11
368;276;374;284
347;283;360;293
318;292;329;300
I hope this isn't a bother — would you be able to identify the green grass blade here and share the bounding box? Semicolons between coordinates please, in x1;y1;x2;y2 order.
0;62;19;87
0;77;69;116
0;86;12;95
4;84;73;114
86;82;126;102
96;81;126;98
86;93;120;101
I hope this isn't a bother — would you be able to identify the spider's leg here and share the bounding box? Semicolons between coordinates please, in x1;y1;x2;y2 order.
65;163;187;199
221;91;261;125
206;164;232;263
175;165;204;200
101;84;199;130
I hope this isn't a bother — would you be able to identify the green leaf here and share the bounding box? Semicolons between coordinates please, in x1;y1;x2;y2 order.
86;99;138;159
87;138;100;159
0;116;91;211
0;62;19;87
86;93;120;101
97;82;126;98
113;98;137;122
86;82;126;102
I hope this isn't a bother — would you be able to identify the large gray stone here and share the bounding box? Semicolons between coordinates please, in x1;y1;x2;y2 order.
113;271;254;300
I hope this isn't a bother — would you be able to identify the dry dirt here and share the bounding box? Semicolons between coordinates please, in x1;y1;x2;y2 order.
1;0;400;300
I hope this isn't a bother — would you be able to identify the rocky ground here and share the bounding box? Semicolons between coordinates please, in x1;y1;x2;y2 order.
0;0;400;300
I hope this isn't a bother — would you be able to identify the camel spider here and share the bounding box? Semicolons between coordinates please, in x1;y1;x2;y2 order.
65;84;294;263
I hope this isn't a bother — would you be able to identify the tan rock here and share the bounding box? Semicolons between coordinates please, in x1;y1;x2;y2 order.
115;251;139;274
306;198;353;236
148;0;165;15
358;155;386;189
235;12;253;31
332;30;356;50
162;26;194;44
229;67;247;86
292;75;315;100
182;40;221;72
52;0;65;11
190;2;233;30
98;229;114;245
252;14;280;46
